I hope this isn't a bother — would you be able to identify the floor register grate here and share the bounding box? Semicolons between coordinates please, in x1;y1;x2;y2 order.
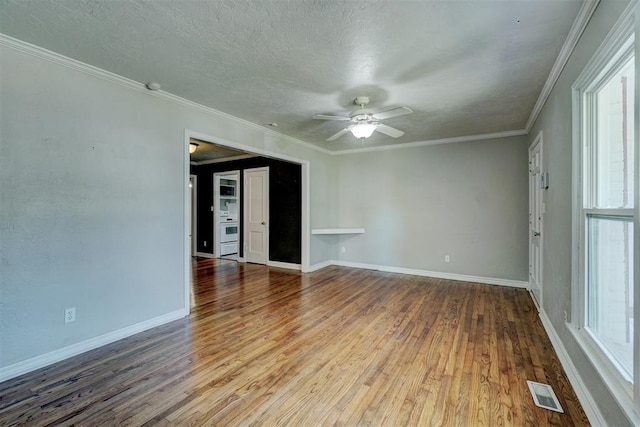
527;380;564;413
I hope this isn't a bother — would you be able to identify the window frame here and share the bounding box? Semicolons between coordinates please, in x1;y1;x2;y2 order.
571;6;639;423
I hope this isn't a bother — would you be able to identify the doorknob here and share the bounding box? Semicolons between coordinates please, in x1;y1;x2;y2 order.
533;231;540;236
261;221;266;225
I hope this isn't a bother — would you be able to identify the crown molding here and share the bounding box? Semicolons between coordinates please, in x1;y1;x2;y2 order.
1;28;577;157
525;0;600;132
330;129;528;155
0;33;332;157
0;33;142;90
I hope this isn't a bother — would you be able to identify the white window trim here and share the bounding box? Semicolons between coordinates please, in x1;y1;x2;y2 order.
584;208;634;217
571;2;639;424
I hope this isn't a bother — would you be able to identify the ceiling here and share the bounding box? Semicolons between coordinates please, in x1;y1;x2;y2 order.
189;138;256;163
0;0;584;152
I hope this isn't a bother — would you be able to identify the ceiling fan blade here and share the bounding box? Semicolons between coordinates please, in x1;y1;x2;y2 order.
313;114;351;121
375;124;404;138
372;106;413;120
327;128;351;141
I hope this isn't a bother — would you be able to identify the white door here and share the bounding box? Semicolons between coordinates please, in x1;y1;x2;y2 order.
244;167;269;264
529;134;544;308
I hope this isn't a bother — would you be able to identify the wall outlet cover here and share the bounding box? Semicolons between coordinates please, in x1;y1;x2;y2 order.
65;307;76;323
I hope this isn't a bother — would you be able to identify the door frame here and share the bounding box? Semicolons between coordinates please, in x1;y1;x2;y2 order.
528;131;544;309
243;167;270;265
183;129;310;313
190;174;197;257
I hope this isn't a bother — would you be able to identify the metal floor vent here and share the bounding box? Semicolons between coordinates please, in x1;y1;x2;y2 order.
526;380;564;413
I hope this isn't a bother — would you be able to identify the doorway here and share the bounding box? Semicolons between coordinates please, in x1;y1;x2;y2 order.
184;130;310;314
529;131;544;308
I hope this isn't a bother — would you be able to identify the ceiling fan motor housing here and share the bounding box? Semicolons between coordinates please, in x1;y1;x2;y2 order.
353;96;370;106
350;109;376;124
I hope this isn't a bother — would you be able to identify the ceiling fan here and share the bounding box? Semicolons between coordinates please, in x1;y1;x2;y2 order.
313;96;413;141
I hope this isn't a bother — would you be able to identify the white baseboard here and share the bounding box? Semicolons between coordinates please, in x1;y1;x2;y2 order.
0;308;188;383
267;260;301;270
308;260;332;272
329;260;528;288
195;252;215;259
537;309;608;427
528;290;541;311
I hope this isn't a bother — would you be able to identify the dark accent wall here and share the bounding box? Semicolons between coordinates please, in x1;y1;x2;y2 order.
190;157;302;264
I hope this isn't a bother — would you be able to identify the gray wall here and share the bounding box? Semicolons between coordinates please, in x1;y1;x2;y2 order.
335;136;529;281
309;156;340;265
529;0;633;425
0;44;334;367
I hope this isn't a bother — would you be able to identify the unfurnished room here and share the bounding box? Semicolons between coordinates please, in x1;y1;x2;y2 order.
0;0;639;425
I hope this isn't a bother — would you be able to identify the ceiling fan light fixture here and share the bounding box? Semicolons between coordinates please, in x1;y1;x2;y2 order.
189;142;199;154
314;97;411;142
350;122;377;139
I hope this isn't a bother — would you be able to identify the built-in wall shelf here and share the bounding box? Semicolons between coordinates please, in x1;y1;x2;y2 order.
311;228;365;235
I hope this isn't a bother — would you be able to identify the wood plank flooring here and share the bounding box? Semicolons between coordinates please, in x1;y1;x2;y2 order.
0;259;588;426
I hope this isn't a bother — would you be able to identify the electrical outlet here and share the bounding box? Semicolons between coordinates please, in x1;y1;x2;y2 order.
203;241;207;247
445;255;450;263
341;246;346;254
65;307;76;323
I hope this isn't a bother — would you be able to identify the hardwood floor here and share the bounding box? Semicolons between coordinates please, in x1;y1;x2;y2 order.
0;259;588;426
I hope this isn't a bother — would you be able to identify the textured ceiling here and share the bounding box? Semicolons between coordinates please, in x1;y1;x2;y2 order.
189;138;255;163
0;0;583;151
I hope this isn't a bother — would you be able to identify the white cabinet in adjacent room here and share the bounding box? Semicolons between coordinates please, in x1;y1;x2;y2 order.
214;171;240;258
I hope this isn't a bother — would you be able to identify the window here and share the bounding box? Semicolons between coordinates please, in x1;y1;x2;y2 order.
586;54;635;380
572;8;638;422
